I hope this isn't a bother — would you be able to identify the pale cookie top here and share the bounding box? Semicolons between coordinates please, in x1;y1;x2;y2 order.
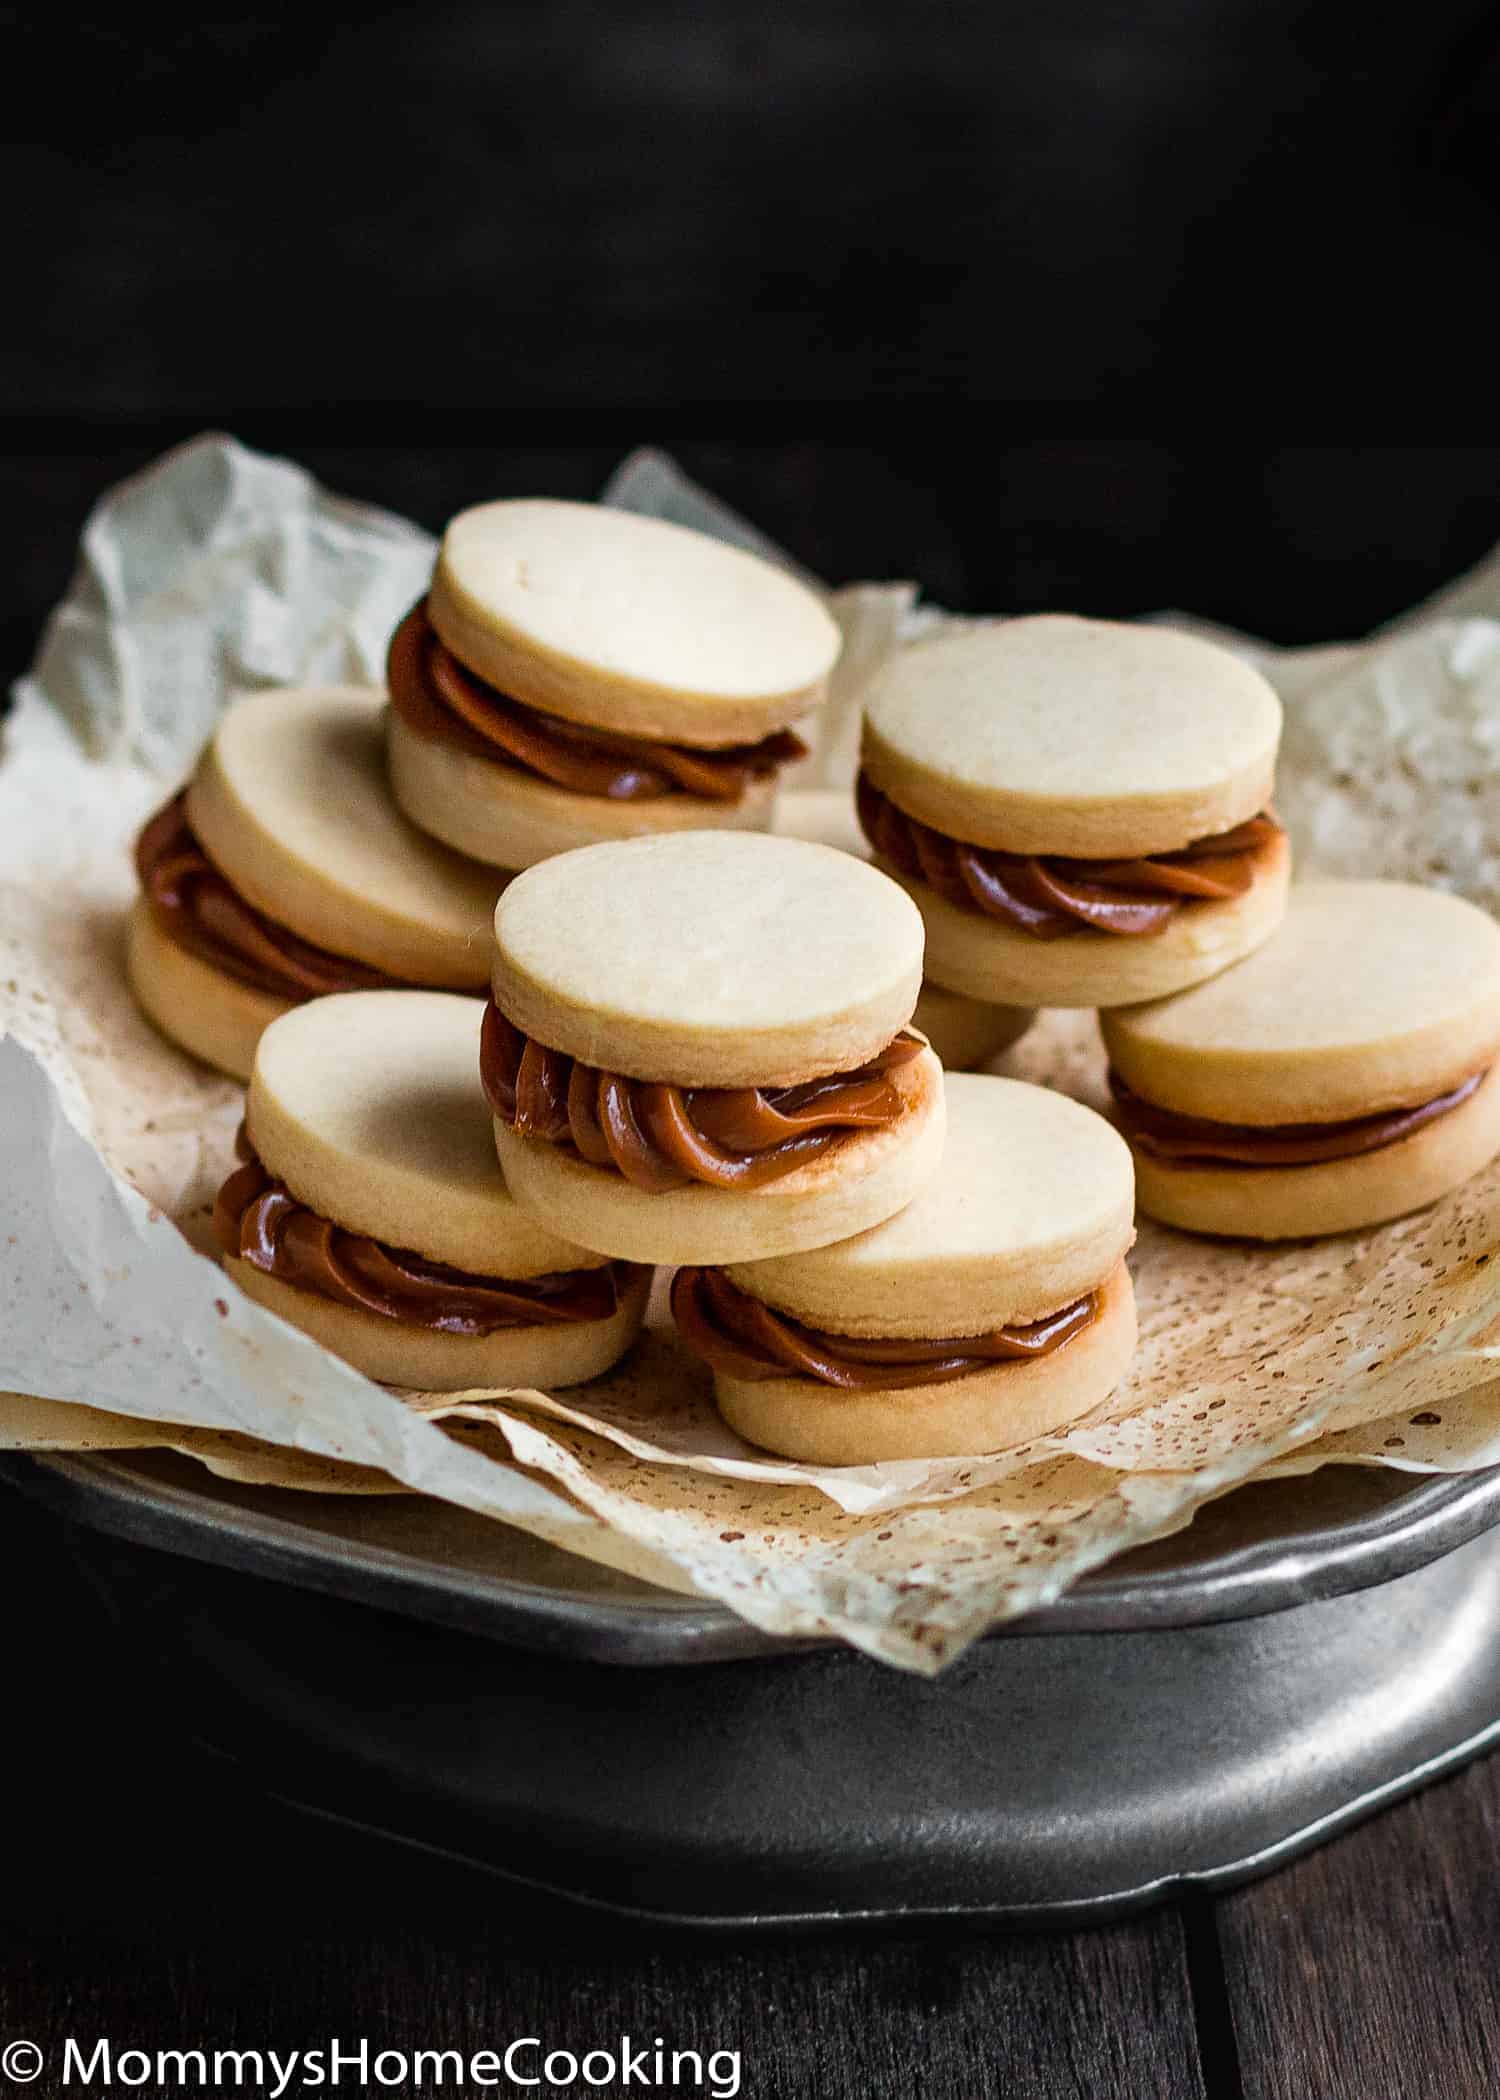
1103;880;1500;1126
427;499;842;745
247;992;608;1277
492;831;925;1088
723;1073;1135;1336
187;686;502;986
861;617;1282;857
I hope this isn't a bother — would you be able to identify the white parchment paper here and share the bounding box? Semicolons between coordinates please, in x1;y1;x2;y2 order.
6;433;1500;1673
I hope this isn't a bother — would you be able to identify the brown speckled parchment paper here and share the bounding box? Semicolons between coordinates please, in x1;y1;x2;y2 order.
6;436;1500;1674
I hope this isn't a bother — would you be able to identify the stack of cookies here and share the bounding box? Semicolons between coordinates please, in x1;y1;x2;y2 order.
128;683;503;1080
128;499;1500;1469
210;824;1138;1459
217;991;651;1391
855;614;1500;1243
127;502;839;1083
384;499;839;870
856;617;1290;1010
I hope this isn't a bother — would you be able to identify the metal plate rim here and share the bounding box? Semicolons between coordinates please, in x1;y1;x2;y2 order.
9;1447;1500;1663
235;1699;1500;1928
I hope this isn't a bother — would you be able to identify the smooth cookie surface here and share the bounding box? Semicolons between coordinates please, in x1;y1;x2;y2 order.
188;685;502;985
428;499;841;743
861;617;1282;856
491;832;925;1087
247;990;607;1277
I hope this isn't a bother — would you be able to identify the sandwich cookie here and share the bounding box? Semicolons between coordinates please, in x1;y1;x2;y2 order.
1102;880;1500;1239
859;618;1290;1008
773;788;1034;1067
483;831;945;1264
215;991;648;1388
386;499;841;870
129;685;503;1080
672;1072;1136;1462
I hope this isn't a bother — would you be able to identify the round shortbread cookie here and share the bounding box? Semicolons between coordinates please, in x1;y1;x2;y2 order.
247;990;606;1278
428;499;841;744
187;685;502;986
713;1261;1137;1464
899;827;1291;1009
491;832;925;1087
387;705;777;872
909;981;1033;1070
227;1258;649;1390
494;1046;945;1265
126;897;292;1081
723;1072;1133;1337
1103;880;1500;1125
1129;1061;1500;1240
862;618;1282;857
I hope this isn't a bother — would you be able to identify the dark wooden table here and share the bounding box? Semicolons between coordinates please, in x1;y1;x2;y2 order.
6;442;1500;2098
1;1486;1499;2099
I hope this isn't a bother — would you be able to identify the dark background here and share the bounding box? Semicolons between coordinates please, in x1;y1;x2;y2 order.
6;0;1500;673
7;8;1500;2096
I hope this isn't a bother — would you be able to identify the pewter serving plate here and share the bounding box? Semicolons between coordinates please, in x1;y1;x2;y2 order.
10;1448;1500;1923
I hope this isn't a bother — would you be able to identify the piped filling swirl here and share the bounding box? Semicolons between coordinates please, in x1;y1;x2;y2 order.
481;1001;925;1193
671;1265;1099;1389
389;600;808;803
136;793;408;1002
857;774;1283;939
214;1127;634;1334
1109;1069;1487;1168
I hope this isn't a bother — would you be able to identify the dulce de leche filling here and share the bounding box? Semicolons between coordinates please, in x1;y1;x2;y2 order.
389;600;808;803
1110;1069;1487;1168
481;1001;924;1193
136;793;408;1002
214;1127;634;1334
671;1265;1099;1390
857;774;1283;939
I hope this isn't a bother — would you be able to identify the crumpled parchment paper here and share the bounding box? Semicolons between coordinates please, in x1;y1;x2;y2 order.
6;432;1500;1673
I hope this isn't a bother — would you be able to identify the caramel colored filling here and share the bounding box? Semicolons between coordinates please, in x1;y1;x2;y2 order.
1110;1069;1486;1168
481;1001;924;1193
389;600;807;802
136;793;407;1002
214;1127;633;1334
671;1265;1099;1390
857;774;1283;939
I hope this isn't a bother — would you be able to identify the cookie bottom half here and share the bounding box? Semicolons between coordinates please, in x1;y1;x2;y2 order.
1129;1060;1500;1239
126;897;294;1082
713;1261;1137;1463
225;1257;650;1390
493;1047;946;1265
387;706;779;872
887;829;1291;1009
